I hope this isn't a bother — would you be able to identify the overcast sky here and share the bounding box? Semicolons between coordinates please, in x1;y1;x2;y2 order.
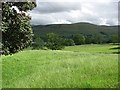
29;0;119;26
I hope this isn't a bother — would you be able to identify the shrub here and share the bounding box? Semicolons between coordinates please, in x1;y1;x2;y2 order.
46;33;65;50
63;39;75;46
72;34;85;45
32;37;45;50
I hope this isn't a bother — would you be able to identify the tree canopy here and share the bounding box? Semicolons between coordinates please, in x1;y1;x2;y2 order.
46;33;65;50
1;1;36;55
72;34;85;45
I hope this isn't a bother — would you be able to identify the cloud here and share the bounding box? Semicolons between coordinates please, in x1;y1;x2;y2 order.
29;0;118;26
36;0;119;3
31;2;81;14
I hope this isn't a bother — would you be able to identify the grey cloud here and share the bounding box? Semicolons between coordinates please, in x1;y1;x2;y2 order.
106;19;118;25
29;1;118;26
32;2;81;14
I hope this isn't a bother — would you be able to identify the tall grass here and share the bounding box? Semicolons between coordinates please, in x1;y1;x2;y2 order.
2;44;118;88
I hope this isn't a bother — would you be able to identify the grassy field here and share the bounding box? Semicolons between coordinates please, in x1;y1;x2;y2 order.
2;44;118;88
63;44;119;54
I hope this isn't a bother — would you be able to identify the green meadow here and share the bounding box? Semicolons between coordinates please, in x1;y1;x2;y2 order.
2;44;118;88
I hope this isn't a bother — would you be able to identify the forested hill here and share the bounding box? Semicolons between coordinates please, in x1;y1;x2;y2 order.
32;22;118;37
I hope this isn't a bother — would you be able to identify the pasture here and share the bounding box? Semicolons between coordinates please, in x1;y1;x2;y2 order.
2;44;118;88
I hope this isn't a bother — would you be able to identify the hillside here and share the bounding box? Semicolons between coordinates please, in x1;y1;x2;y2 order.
32;22;118;37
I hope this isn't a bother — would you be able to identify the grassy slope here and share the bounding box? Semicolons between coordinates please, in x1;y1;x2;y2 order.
63;44;118;54
2;44;118;88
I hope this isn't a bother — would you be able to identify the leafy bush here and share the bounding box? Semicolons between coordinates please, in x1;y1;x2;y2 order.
32;37;45;50
46;33;65;50
63;39;75;46
72;34;85;45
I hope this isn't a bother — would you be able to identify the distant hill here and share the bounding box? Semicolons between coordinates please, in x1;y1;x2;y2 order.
32;22;118;37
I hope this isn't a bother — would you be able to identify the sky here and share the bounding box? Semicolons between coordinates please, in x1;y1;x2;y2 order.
29;0;119;26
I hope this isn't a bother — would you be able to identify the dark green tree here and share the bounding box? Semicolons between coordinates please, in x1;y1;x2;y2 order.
32;36;45;49
85;35;92;44
1;1;36;55
93;34;102;44
109;34;118;43
72;34;85;45
46;33;65;50
63;39;75;46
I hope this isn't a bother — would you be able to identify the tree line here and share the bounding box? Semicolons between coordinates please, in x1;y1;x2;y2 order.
32;32;119;50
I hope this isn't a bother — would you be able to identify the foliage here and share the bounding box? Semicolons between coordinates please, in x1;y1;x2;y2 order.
85;35;92;44
2;2;36;55
92;34;102;44
32;23;118;46
72;34;85;45
46;33;65;50
32;23;118;44
32;36;45;49
109;35;118;43
63;39;75;46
